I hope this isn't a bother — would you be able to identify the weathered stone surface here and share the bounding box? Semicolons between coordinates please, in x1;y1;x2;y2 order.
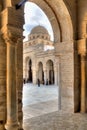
0;0;87;129
23;111;87;130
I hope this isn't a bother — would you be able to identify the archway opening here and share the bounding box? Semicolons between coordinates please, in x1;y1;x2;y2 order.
0;0;75;129
23;2;58;123
28;59;32;83
23;1;54;42
38;62;44;84
22;0;74;129
46;60;54;85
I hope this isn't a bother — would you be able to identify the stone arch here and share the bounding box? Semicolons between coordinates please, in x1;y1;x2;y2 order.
16;0;74;113
26;0;73;42
46;58;54;65
24;56;33;82
37;60;44;67
1;0;75;129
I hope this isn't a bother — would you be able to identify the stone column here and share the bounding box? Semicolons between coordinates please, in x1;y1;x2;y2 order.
80;54;86;113
5;40;19;130
32;69;37;84
47;69;49;84
54;66;58;85
43;69;47;85
50;70;53;84
25;67;29;82
78;38;86;113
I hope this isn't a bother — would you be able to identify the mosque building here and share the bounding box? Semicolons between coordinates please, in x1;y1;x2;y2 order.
23;26;58;85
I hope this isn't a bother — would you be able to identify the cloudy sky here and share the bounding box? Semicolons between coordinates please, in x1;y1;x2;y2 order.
23;2;53;41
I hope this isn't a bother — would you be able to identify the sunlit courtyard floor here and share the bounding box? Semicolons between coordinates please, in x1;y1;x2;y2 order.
23;83;58;120
23;83;87;130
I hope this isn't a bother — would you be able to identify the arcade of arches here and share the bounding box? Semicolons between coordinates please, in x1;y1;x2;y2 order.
0;0;87;130
23;26;56;85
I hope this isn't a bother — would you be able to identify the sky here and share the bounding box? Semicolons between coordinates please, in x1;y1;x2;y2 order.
23;2;53;41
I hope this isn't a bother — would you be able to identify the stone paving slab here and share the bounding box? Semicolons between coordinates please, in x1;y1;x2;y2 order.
23;99;58;119
23;111;87;130
23;83;58;119
23;83;87;130
23;83;58;107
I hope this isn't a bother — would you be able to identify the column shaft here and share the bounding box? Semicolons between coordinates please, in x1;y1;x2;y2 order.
80;55;86;113
5;43;19;130
33;69;37;84
44;70;47;85
54;69;58;85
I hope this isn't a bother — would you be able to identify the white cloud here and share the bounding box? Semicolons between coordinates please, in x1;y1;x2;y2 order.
23;2;54;42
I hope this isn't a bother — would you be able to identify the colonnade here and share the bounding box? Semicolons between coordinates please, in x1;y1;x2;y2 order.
23;59;59;85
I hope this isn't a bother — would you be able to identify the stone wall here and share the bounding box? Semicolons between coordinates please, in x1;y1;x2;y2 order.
0;0;87;129
16;40;23;129
55;41;74;112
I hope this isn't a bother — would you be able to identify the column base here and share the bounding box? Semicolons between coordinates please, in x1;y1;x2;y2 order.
5;122;19;130
80;110;86;113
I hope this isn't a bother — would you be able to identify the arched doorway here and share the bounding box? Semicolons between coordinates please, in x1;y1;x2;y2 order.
1;0;74;129
22;0;74;116
24;57;33;83
23;0;74;113
28;59;32;82
46;60;54;85
38;62;44;84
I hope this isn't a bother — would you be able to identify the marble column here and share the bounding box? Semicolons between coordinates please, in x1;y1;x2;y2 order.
5;42;19;130
80;54;86;113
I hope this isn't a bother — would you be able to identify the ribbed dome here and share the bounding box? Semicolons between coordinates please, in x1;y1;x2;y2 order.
30;25;49;35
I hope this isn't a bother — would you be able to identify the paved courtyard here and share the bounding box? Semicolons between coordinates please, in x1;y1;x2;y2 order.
23;83;87;130
23;83;58;120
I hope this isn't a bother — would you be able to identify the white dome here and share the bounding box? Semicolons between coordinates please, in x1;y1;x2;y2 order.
30;25;49;35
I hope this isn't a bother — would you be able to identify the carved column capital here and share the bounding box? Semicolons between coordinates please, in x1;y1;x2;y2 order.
2;32;18;46
1;28;24;46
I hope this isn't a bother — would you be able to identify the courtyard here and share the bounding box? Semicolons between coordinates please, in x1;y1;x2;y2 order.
23;83;58;120
23;84;87;130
